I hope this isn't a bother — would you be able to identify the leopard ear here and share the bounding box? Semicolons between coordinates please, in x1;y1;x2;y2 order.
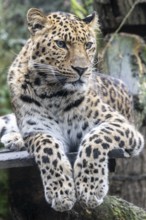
27;8;47;35
83;12;100;30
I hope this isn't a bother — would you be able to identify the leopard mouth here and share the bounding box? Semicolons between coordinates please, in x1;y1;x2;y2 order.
56;76;84;87
72;79;84;86
56;75;67;85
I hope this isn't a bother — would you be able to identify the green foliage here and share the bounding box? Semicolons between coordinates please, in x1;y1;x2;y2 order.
0;1;27;115
71;0;93;17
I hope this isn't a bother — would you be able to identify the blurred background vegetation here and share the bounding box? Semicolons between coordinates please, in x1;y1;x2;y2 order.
0;0;93;219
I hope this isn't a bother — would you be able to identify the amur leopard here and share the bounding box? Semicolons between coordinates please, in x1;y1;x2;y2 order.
0;8;144;212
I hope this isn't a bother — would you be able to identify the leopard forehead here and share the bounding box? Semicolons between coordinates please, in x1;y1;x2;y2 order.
46;12;94;41
48;12;81;22
48;12;84;28
48;13;87;37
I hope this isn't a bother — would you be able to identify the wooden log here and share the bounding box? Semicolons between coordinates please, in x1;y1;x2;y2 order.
0;149;125;169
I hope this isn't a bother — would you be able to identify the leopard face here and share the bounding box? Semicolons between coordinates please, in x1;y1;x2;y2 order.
27;9;99;91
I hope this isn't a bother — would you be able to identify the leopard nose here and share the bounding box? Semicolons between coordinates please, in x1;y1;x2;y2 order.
71;66;88;76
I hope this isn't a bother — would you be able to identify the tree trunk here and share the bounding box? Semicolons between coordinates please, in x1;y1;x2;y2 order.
8;166;146;220
93;0;146;35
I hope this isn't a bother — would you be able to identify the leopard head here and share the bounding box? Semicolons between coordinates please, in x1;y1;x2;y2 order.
27;8;100;91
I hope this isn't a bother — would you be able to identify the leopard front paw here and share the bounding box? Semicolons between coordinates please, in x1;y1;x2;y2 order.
1;132;25;151
74;158;108;209
44;174;76;212
123;133;144;158
40;156;76;212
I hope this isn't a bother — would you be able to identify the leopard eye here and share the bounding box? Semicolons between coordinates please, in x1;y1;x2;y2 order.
85;42;93;49
33;23;43;30
55;40;67;49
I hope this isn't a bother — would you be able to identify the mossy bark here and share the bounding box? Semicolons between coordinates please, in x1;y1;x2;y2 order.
72;196;146;220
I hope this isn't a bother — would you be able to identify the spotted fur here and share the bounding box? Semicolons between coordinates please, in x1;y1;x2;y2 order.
0;8;144;212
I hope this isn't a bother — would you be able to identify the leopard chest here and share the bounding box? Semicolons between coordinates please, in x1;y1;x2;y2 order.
43;90;106;152
57;104;102;152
